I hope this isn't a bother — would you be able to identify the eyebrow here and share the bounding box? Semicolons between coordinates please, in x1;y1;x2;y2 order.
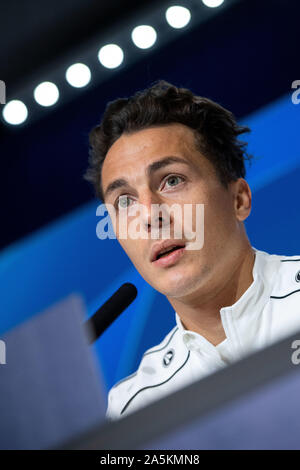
103;156;190;200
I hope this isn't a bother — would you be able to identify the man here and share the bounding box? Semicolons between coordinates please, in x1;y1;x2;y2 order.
84;80;300;421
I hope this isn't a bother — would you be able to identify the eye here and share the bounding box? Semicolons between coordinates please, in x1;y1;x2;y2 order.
163;175;185;189
116;195;133;209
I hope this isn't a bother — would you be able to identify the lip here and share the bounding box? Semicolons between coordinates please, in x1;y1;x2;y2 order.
153;246;186;268
150;240;186;263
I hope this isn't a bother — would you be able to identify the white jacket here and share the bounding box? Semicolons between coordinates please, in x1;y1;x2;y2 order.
106;247;300;421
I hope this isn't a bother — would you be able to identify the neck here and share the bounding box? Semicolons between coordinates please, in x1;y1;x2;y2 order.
168;244;256;346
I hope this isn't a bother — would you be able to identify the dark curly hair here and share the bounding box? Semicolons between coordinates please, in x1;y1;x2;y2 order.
84;80;254;201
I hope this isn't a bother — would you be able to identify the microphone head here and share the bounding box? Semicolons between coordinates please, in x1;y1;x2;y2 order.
117;282;138;303
85;282;138;343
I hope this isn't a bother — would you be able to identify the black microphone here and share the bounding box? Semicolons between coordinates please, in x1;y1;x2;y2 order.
84;283;138;344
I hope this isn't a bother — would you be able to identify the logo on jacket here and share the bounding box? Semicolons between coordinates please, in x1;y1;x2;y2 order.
163;349;175;367
295;270;300;283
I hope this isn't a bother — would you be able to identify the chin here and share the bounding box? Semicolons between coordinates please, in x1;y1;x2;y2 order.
152;269;200;298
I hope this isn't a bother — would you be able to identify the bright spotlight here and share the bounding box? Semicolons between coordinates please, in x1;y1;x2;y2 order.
131;25;157;49
66;63;91;88
202;0;224;7
98;44;124;69
165;6;191;29
2;100;28;125
34;81;59;107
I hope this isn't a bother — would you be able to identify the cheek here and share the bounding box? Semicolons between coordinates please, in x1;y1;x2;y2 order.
112;212;131;240
204;196;237;245
118;238;143;265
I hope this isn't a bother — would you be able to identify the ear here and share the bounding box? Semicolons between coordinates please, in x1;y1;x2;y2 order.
233;178;252;222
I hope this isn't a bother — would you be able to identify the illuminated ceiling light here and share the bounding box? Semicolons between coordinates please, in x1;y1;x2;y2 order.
34;81;59;107
131;25;157;49
202;0;225;7
65;63;91;88
2;100;28;125
165;6;191;29
98;44;124;69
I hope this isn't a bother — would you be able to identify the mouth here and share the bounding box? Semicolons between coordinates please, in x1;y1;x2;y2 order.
152;244;186;267
155;245;183;260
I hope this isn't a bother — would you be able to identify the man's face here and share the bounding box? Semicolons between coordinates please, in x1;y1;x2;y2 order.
101;123;251;301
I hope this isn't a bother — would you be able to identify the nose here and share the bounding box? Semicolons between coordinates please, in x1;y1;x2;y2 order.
139;192;171;234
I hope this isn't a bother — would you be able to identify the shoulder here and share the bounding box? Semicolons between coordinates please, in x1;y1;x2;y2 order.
255;248;300;293
267;251;300;298
105;324;190;421
257;250;300;341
